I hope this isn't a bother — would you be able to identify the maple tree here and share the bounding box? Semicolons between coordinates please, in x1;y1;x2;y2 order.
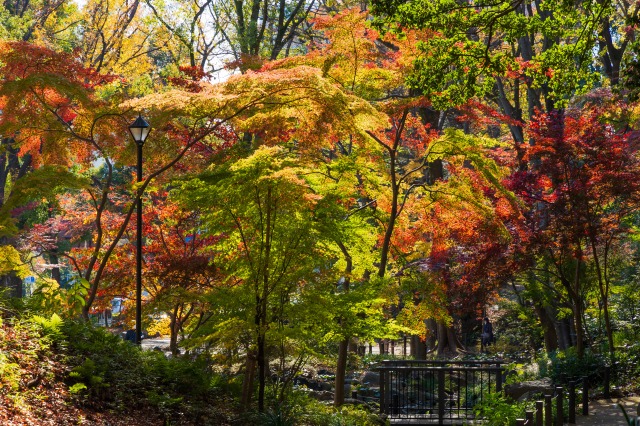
0;39;379;322
506;99;640;358
176;146;344;411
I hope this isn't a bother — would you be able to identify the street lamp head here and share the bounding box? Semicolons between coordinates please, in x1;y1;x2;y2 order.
129;114;151;146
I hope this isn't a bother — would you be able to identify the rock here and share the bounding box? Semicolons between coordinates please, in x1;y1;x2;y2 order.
308;390;334;401
344;397;373;407
360;371;380;387
504;378;554;401
318;381;332;392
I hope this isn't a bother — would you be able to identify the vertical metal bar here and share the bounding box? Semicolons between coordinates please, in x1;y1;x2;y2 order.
438;368;445;425
556;387;563;426
380;369;386;414
457;367;461;418
135;142;143;346
465;369;470;418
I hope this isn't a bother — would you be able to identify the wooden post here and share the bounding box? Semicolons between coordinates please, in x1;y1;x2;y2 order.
604;366;610;399
516;419;526;426
569;381;576;424
526;410;534;425
582;377;589;416
496;367;503;393
536;401;543;426
545;394;553;426
556;387;563;426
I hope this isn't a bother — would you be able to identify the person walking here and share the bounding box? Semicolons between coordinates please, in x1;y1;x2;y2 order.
482;317;494;347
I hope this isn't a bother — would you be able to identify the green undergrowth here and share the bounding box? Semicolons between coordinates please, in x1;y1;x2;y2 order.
1;311;386;425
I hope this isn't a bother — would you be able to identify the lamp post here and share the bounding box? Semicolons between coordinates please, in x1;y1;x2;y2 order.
129;115;150;345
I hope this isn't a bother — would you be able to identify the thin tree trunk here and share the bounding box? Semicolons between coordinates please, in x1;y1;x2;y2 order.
334;339;349;405
334;240;352;406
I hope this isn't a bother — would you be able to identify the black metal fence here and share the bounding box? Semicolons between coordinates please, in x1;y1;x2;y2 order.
377;360;505;424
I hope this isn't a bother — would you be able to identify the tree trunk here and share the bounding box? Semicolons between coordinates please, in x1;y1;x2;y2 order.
411;335;426;359
169;306;180;356
334;338;349;406
241;351;257;409
436;320;464;357
534;303;558;353
257;331;266;412
556;318;571;350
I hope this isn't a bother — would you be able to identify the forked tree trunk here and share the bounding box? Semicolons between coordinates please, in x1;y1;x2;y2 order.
436;320;465;357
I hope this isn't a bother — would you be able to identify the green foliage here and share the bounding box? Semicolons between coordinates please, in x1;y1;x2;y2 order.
27;277;87;318
493;300;543;358
30;313;64;341
473;392;532;426
372;0;603;108
245;389;384;426
59;320;219;420
541;348;606;385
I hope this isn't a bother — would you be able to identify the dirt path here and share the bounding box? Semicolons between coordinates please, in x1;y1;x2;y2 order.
576;397;640;425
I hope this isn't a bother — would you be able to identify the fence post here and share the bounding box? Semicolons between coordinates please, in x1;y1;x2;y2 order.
545;394;553;426
604;366;610;399
582;377;589;416
556;387;563;426
496;367;503;393
438;368;445;425
516;419;526;426
380;369;386;414
569;381;576;424
536;401;543;426
393;394;399;415
527;410;534;425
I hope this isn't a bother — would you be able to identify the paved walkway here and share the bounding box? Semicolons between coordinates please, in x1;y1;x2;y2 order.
577;397;640;425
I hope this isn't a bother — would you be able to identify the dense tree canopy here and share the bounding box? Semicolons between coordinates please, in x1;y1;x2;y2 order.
2;0;640;421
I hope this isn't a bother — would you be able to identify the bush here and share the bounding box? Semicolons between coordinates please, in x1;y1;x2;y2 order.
473;393;533;426
58;320;222;422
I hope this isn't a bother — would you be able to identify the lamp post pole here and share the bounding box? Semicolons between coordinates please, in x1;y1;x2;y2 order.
129;115;150;346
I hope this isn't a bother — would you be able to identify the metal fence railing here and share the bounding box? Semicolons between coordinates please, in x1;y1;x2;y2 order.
377;360;505;424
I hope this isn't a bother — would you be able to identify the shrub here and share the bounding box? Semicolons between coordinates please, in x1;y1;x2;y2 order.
473;393;533;426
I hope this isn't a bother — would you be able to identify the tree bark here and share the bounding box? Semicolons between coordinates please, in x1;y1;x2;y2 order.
334;339;349;406
534;303;558;353
241;351;257;409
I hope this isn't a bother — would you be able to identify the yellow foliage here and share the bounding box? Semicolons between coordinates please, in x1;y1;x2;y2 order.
0;246;29;278
147;316;171;337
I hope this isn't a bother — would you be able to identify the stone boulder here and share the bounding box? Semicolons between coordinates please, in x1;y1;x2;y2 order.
504;378;555;401
360;371;380;387
308;390;334;401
